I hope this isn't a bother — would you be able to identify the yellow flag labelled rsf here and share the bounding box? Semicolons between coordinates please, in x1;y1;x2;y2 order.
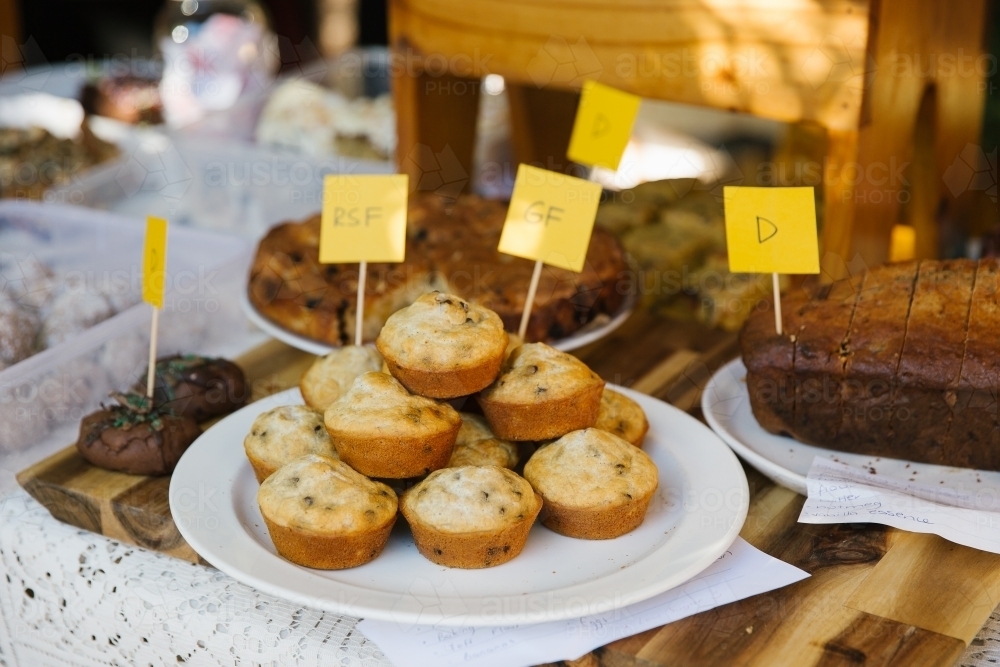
319;174;409;264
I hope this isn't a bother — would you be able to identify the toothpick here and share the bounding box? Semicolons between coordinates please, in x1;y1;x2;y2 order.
355;260;367;346
146;307;160;398
518;259;544;341
772;272;783;335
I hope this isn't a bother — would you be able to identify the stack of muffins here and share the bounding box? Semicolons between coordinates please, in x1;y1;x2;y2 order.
246;292;659;570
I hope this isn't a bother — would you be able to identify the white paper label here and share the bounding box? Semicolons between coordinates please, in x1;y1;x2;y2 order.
358;537;809;667
800;457;1000;553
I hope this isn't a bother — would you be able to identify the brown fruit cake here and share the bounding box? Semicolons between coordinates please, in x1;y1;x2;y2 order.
248;194;629;344
740;258;1000;470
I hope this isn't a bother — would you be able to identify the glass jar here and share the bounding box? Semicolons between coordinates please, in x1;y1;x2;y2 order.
154;0;279;126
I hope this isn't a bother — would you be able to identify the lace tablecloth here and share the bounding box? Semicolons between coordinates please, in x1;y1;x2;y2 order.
0;489;995;667
0;491;391;667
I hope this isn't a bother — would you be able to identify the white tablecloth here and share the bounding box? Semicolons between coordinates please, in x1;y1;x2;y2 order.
0;491;391;667
0;489;994;667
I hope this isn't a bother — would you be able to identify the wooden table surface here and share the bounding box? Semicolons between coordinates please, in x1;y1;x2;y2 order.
19;308;1000;667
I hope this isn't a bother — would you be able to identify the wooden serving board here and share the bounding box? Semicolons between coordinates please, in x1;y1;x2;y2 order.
16;339;315;564
18;310;1000;666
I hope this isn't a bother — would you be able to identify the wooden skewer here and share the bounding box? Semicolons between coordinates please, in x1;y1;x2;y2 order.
772;272;783;335
355;260;367;346
146;308;160;398
518;259;544;341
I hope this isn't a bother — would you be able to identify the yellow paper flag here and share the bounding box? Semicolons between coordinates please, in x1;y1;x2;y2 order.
723;186;820;274
319;174;409;264
567;80;641;171
142;216;168;309
498;164;602;273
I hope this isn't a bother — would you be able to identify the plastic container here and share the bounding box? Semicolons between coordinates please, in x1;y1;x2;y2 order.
46;133;393;238
154;0;278;128
182;48;392;148
0;200;262;453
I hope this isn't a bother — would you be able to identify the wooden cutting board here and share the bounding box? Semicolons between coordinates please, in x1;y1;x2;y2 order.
17;310;1000;666
16;339;315;564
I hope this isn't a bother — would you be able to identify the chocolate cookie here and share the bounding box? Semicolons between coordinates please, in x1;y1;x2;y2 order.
138;355;248;422
76;393;200;476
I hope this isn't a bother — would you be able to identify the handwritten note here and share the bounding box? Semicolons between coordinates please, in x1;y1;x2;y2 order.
723;186;819;274
800;458;1000;553
567;80;641;171
358;537;808;667
319;174;409;264
142;216;168;309
497;164;602;272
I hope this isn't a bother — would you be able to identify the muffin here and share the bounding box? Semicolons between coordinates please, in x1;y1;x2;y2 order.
477;343;605;441
594;389;649;447
324;372;461;478
401;466;542;568
449;413;519;468
258;454;397;569
140;354;248;421
503;332;524;360
244;405;338;483
299;345;384;411
523;428;659;539
76;392;200;476
376;292;508;399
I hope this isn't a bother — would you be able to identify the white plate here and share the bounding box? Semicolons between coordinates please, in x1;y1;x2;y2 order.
240;289;636;356
702;358;1000;495
170;384;748;626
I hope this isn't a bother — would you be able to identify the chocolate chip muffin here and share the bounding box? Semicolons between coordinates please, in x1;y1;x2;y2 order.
258;454;398;569
477;343;605;441
377;292;508;399
448;413;519;469
323;372;461;478
523;428;658;539
594;389;649;447
299;345;384;411
401;465;542;568
243;405;338;483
